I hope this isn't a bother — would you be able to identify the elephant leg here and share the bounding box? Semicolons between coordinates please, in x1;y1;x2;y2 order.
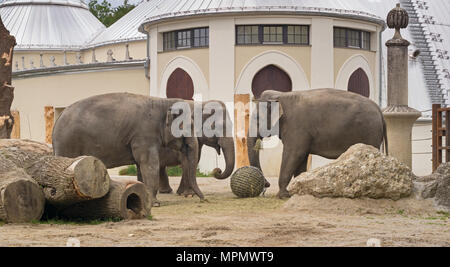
293;154;309;178
132;140;161;207
278;146;309;199
177;172;195;197
159;167;173;194
136;163;143;183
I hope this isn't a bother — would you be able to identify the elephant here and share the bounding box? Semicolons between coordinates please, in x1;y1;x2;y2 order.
247;89;387;199
156;100;235;195
53;93;204;207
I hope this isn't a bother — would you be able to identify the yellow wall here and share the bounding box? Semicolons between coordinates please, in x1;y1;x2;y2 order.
12;68;149;142
13;41;147;71
83;41;147;63
333;48;377;83
234;46;312;87
14;51;79;70
157;48;210;88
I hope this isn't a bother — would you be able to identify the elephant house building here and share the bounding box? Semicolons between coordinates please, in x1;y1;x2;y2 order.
2;0;450;176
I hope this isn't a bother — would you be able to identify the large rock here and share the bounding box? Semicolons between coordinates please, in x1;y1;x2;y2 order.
415;163;450;211
287;144;414;200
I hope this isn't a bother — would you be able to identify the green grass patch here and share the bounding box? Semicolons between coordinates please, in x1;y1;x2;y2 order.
437;211;450;218
0;220;4;227
119;165;212;177
32;217;123;225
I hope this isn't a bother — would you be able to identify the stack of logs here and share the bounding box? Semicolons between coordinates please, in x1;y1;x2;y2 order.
0;139;151;223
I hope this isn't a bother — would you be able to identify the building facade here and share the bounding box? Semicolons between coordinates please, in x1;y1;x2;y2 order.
2;0;449;176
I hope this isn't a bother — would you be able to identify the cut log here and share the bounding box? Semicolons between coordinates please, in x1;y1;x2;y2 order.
0;139;52;155
61;179;151;220
0;145;110;207
0;155;45;223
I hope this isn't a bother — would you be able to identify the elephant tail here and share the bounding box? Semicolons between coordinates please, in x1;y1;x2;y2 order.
382;116;388;156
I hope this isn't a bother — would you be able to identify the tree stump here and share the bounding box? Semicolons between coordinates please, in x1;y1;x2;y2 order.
0;155;45;223
61;179;151;220
0;140;110;207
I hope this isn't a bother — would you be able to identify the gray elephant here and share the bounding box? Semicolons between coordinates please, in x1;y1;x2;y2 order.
53;93;204;206
247;89;387;199
156;100;235;195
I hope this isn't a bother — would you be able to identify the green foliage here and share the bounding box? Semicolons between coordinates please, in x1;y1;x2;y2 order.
89;0;136;27
119;165;212;177
0;220;4;227
119;165;137;176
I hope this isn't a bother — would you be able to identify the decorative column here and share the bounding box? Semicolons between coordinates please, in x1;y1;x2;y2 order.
383;4;421;168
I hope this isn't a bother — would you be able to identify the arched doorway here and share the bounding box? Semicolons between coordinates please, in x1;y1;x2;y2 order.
251;65;292;99
166;68;194;100
348;68;370;98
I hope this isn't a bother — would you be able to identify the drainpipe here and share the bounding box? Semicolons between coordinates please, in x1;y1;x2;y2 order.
144;31;150;80
379;29;384;106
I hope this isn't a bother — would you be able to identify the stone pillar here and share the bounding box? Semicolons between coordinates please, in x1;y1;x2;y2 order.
383;4;421;168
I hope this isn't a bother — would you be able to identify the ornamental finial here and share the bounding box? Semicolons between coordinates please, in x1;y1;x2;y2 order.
387;4;409;39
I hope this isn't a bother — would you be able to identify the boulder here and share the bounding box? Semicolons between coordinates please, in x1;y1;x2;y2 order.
287;144;414;200
415;163;450;211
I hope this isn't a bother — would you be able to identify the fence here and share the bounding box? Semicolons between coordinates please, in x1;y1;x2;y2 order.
432;104;450;171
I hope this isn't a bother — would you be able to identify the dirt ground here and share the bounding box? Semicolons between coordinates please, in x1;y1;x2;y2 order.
0;177;449;247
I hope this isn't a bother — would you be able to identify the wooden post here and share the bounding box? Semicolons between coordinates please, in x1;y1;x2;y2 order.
446;110;450;163
306;155;313;171
10;110;19;139
45;106;54;144
432;104;442;172
234;94;250;168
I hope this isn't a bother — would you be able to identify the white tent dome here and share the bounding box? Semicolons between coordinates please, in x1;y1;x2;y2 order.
0;0;105;50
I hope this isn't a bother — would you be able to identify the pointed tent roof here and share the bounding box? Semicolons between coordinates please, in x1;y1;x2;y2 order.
0;0;105;50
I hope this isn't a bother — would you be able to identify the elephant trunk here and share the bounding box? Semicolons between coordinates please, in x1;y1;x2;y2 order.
247;136;262;171
212;137;235;180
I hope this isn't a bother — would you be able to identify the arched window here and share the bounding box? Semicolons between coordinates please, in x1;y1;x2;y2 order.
348;68;370;98
251;65;292;99
166;68;194;100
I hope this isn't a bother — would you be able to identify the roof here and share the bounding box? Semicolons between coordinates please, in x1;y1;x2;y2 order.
86;0;151;48
384;0;450;115
0;0;88;8
138;0;387;32
0;0;105;50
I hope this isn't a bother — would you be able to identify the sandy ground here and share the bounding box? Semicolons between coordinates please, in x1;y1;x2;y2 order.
0;177;449;247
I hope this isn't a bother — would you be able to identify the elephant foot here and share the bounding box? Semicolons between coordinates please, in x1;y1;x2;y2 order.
277;190;291;199
159;187;173;194
179;189;195;198
152;200;161;207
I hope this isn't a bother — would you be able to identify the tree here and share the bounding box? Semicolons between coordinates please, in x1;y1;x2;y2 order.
89;0;136;27
0;15;16;139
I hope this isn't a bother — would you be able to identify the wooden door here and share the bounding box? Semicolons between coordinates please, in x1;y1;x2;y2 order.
251;65;292;99
166;68;194;100
348;68;370;98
